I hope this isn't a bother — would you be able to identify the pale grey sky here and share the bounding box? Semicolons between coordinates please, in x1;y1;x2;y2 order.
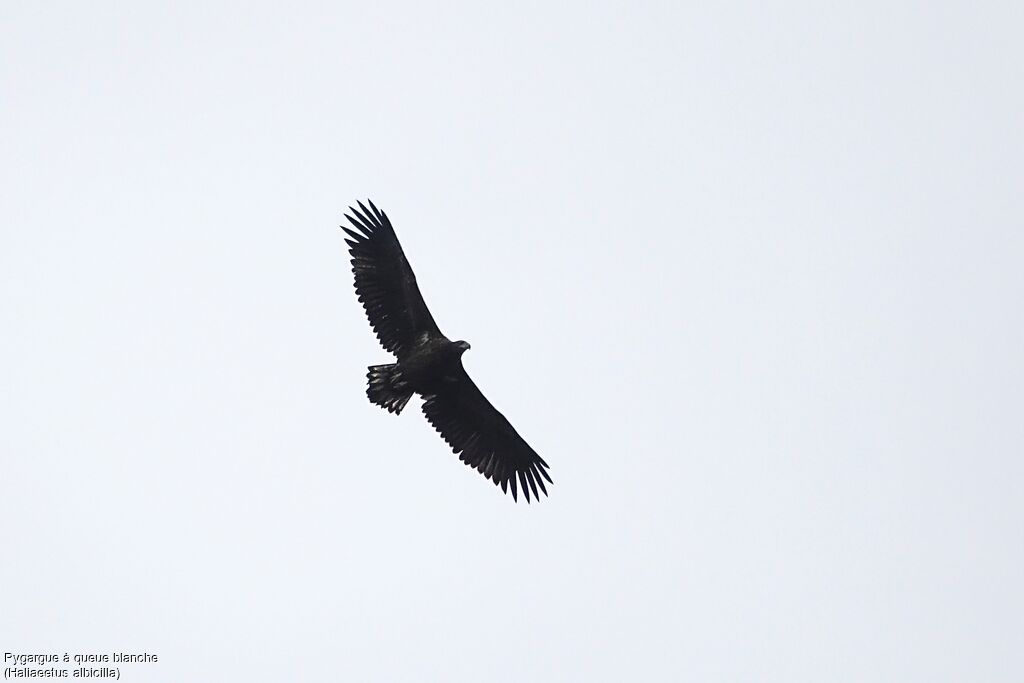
2;1;1022;681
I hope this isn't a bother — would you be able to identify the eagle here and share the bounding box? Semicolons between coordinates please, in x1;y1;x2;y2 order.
342;200;552;502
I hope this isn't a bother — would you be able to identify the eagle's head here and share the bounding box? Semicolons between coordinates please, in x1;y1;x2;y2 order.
455;340;471;354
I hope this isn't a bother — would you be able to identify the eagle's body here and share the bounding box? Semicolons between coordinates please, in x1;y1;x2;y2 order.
342;200;551;502
396;335;468;390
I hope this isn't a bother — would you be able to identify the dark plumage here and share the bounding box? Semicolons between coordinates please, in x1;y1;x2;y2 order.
342;200;552;502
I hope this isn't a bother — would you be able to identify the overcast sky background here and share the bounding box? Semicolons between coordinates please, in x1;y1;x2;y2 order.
2;1;1022;681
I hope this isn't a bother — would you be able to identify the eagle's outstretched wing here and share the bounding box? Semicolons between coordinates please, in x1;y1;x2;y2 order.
342;200;442;358
422;366;552;503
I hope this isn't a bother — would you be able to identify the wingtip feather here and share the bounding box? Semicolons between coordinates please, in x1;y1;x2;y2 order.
518;471;531;503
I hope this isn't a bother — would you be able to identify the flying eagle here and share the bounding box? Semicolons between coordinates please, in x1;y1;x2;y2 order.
342;200;552;502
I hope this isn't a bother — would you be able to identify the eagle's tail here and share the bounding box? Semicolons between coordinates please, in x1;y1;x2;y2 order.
366;364;413;414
